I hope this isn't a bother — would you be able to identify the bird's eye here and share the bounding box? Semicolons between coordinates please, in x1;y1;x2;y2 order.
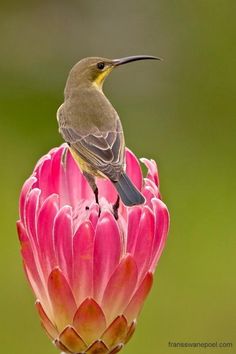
97;62;105;70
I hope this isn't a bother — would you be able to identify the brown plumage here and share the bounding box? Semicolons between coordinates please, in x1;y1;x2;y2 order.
57;55;161;208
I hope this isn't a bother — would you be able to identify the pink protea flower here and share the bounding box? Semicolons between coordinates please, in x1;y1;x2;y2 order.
17;144;169;354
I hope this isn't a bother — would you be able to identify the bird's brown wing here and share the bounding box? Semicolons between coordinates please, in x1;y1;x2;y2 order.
58;110;125;181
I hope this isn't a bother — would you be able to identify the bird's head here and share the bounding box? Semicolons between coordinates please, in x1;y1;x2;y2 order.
65;55;162;93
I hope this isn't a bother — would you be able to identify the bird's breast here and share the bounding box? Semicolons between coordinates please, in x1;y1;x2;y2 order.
69;147;105;178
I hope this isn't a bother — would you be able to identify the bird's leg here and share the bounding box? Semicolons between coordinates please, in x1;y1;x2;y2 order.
83;171;101;216
94;187;99;204
113;195;120;220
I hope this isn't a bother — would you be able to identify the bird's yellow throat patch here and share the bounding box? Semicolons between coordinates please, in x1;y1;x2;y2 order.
93;67;113;88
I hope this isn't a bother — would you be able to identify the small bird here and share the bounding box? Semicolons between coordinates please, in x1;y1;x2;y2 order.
57;55;161;216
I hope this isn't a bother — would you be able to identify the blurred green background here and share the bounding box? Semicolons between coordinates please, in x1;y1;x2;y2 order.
0;1;235;353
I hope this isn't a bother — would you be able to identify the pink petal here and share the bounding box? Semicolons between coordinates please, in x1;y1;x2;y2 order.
93;211;121;302
50;146;64;196
19;176;37;223
124;273;153;323
65;148;93;206
143;178;160;197
37;194;59;277
133;206;155;280
48;268;77;331
101;315;128;348
17;220;28;244
54;146;93;207
37;157;53;201
53;206;73;284
141;186;155;208
88;204;99;229
35;300;58;339
97;178;118;204
150;198;170;272
17;221;45;301
140;158;159;186
48;145;60;155
52;147;71;207
25;188;41;245
73;298;106;344
59;325;87;353
102;255;138;323
73;221;94;305
127;206;142;254
125;149;143;191
34;152;51;173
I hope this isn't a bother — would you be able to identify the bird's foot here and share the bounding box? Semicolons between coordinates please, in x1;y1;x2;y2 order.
113;196;120;220
94;187;101;217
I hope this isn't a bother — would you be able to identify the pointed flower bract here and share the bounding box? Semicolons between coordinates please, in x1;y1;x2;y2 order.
17;144;169;354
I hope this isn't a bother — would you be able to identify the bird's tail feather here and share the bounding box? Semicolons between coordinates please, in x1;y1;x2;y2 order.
113;172;145;206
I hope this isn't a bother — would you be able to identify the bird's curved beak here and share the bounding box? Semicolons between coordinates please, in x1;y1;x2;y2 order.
112;55;162;67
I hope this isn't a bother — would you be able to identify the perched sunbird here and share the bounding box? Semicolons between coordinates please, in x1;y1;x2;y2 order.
57;55;161;215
